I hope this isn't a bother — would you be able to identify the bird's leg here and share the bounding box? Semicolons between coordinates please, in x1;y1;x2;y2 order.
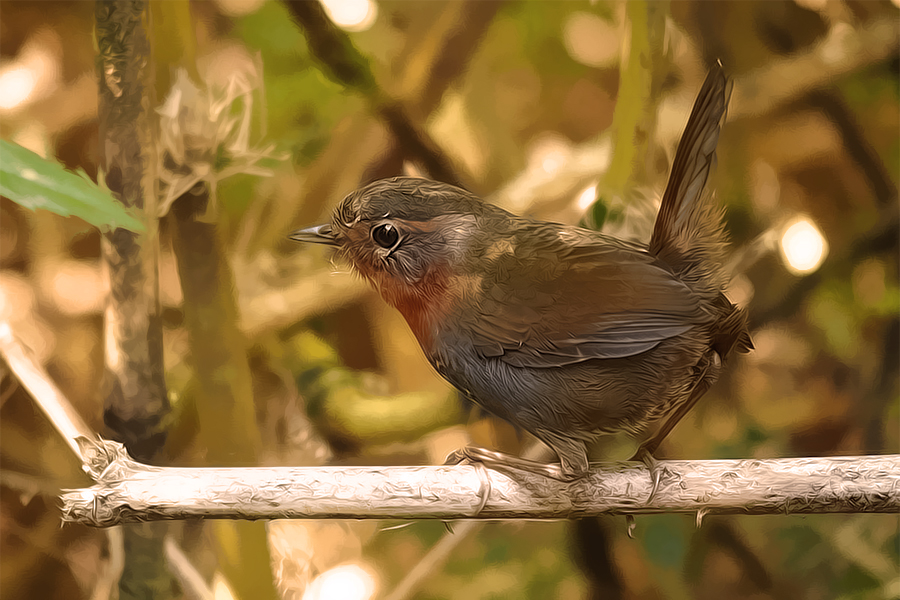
537;428;591;480
444;446;570;481
445;431;590;482
630;353;721;500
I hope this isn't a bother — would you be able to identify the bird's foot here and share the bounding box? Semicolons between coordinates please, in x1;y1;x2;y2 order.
629;446;665;502
436;449;493;521
444;445;577;482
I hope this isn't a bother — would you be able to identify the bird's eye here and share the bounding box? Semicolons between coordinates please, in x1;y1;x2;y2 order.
371;223;400;249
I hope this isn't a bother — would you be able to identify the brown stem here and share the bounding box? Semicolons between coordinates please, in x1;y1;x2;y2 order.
168;184;277;600
168;187;261;463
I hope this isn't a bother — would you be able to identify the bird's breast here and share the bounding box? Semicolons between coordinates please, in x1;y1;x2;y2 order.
377;267;466;352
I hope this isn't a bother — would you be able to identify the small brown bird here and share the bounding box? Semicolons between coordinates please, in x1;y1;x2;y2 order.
292;63;751;480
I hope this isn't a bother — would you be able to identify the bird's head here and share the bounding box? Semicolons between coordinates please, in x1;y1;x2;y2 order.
291;177;500;324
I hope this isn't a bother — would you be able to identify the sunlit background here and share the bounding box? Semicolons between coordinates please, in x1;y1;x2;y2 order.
1;1;897;599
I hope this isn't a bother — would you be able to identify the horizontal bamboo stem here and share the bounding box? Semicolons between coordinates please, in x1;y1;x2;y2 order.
61;438;900;527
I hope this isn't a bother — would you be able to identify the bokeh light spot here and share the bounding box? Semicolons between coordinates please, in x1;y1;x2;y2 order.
303;563;377;600
562;12;619;67
320;0;377;32
0;67;37;110
576;184;597;211
779;217;827;274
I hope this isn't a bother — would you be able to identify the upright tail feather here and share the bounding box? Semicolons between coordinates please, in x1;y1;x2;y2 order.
650;62;732;298
651;62;751;357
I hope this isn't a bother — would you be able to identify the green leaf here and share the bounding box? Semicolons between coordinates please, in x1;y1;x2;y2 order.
579;195;624;231
0;140;145;233
579;195;607;230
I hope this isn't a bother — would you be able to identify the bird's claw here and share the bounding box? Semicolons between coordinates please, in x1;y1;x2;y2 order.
442;447;473;466
630;446;665;502
625;514;637;539
440;448;493;521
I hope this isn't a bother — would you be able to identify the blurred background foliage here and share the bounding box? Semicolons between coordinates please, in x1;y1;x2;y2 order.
0;0;898;599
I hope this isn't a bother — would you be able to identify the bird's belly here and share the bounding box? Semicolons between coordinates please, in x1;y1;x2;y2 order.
428;330;707;439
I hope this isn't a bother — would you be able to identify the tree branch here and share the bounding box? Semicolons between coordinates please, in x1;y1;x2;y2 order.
61;438;899;527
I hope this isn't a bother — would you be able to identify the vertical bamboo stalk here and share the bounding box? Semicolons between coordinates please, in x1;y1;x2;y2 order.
96;0;169;462
96;1;173;598
147;0;276;594
603;0;669;195
169;189;278;600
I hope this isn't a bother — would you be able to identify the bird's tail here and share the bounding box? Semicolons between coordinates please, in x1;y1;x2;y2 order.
650;62;752;356
650;62;732;299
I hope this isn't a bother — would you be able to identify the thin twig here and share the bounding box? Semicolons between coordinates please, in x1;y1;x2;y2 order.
90;528;124;600
163;537;215;600
0;321;98;462
729;17;899;119
382;520;479;600
382;442;555;600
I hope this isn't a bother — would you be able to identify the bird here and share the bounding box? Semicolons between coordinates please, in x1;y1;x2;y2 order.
291;62;752;481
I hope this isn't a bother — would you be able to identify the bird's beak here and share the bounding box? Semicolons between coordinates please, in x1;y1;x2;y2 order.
289;224;338;246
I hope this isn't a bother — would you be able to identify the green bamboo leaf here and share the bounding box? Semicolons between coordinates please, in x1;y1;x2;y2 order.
0;140;145;233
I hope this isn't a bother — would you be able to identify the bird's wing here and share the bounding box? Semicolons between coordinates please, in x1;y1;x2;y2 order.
460;225;710;368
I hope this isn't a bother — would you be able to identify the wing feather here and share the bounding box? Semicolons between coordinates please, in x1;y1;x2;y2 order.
458;223;709;368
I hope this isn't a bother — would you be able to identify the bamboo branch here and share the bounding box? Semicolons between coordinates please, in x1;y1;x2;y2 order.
0;321;98;463
61;438;899;527
284;0;467;189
